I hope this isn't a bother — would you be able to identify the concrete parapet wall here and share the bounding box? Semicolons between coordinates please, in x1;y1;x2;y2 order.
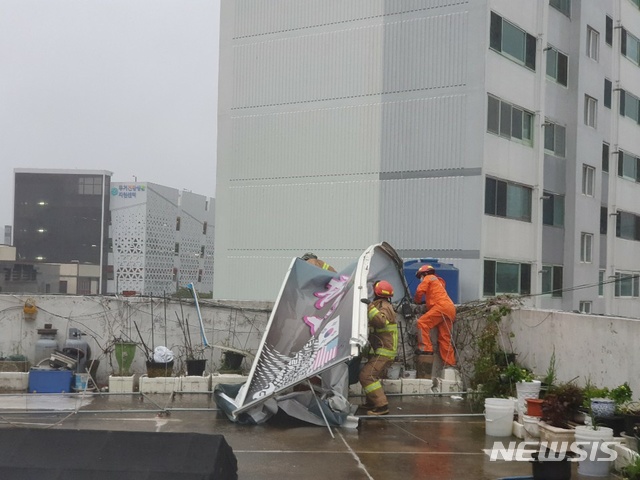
0;294;272;385
508;308;640;395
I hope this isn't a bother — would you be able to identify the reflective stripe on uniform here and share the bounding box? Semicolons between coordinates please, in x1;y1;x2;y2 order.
363;380;382;394
373;322;398;358
322;263;330;270
367;306;380;321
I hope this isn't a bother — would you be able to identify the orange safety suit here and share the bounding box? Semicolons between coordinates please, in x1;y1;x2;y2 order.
306;258;336;272
359;298;397;408
414;274;457;366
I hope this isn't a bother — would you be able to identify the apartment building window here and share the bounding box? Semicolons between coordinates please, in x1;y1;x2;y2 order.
543;121;566;157
198;269;203;283
606;16;613;46
631;0;640;9
604;79;612;108
541;265;563;297
614;271;640;297
580;233;593;263
202;221;208;235
618;151;640;182
200;246;205;258
616;211;640;240
483;260;531;296
582;164;595;196
176;217;181;231
619;90;640;123
621;28;640;66
579;301;592;314
585;95;598;127
542;192;565;227
587;26;599;61
174;243;179;255
546;47;568;86
599;270;605;296
487;95;534;145
602;142;610;172
78;177;102;195
601;206;608;234
550;0;571;17
490;12;536;70
485;177;532;222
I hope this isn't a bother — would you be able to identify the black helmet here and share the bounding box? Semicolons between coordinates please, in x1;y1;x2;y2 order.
301;252;317;261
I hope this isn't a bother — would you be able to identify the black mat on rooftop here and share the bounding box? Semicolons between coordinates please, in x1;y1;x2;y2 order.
0;428;237;480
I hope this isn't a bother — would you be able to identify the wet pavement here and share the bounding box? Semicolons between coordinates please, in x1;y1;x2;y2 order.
0;391;623;479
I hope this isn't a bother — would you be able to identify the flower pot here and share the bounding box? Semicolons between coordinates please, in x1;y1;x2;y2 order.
574;425;614;477
221;351;245;371
186;359;207;376
623;413;640;438
526;398;544;417
146;360;174;378
114;342;137;376
531;450;573;480
591;397;615;418
516;380;541;415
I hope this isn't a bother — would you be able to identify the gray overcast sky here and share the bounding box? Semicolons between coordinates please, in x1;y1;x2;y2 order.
0;0;220;230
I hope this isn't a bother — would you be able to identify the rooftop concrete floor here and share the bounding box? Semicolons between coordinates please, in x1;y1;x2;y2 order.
0;391;622;480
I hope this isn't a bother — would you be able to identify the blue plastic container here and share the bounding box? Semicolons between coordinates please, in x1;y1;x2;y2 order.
403;258;460;304
28;368;73;393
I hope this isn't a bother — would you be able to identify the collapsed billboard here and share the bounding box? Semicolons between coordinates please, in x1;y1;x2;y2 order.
216;242;410;426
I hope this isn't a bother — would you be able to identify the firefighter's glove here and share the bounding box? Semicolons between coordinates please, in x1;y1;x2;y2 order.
360;298;371;305
412;304;427;315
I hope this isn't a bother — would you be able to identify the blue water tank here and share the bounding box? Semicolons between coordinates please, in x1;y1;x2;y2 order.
404;258;460;304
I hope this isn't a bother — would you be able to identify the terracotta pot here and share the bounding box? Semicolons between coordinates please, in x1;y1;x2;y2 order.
526;398;544;417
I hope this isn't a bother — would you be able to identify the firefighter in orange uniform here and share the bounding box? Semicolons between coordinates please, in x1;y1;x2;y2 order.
301;252;336;272
413;265;457;366
359;280;397;416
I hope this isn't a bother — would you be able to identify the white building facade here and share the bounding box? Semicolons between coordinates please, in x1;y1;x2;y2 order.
108;182;215;296
214;0;640;316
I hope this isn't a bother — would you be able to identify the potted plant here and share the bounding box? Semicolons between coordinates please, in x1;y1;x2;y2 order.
539;382;584;446
621;452;640;480
620;401;640;439
503;363;541;416
134;322;174;378
590;382;633;436
175;311;207;376
575;412;615;477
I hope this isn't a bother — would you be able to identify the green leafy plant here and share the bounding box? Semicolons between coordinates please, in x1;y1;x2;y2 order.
503;362;534;383
542;382;584;429
610;382;633;407
582;379;609;409
540;349;557;398
619;401;640;416
621;452;640;480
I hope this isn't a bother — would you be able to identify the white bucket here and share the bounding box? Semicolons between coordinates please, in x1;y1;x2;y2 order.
485;398;515;437
386;363;401;380
574;425;614;477
516;380;541;414
522;414;540;439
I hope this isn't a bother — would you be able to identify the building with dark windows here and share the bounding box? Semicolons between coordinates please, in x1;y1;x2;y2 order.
215;0;640;317
13;169;112;294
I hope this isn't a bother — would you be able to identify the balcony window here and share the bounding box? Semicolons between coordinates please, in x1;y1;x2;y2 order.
580;233;593;263
543;121;566;157
614;272;640;297
490;12;536;70
550;0;571;17
542;192;565;227
621;28;640;66
487;95;534;145
541;265;563;297
485;177;532;222
546;47;568;86
585;95;598;127
604;79;612;109
618;151;640;182
601;206;608;234
619;90;640;123
602;142;610;172
587;26;599;61
582;164;595;196
598;270;605;296
483;260;531;296
606;16;613;46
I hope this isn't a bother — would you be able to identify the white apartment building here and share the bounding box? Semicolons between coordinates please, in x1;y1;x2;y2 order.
214;0;640;316
108;182;215;296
